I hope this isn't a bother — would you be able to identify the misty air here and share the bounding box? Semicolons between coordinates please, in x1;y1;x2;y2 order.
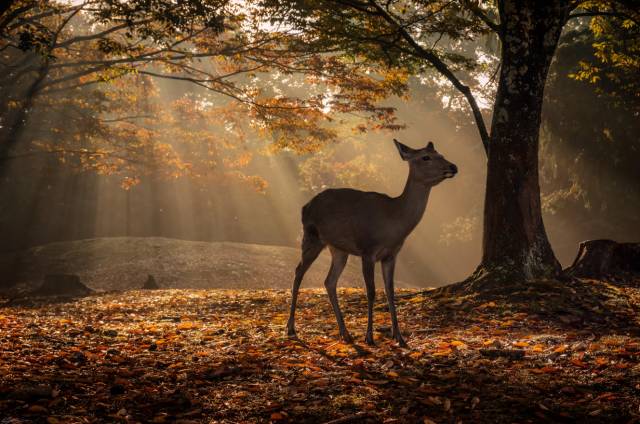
1;1;639;423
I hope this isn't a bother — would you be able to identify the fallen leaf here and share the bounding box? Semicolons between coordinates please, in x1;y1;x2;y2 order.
270;412;285;421
28;405;48;414
554;345;568;353
531;366;559;374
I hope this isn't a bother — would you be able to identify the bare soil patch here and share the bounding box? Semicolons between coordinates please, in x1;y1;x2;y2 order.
0;237;415;294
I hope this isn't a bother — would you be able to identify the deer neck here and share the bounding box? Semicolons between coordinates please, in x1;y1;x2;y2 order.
395;171;431;235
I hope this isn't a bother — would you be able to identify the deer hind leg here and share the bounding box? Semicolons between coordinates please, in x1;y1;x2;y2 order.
287;227;325;337
382;255;407;347
324;247;351;343
362;257;376;345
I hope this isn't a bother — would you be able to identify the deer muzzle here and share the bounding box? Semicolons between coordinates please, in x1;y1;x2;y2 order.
443;164;458;178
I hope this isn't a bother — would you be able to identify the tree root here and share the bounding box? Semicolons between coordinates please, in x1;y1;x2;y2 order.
426;269;639;334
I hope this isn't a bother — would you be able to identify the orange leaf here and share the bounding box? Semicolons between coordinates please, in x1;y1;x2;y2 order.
553;345;568;353
595;357;608;366
177;321;195;330
531;366;559;374
367;379;389;386
312;378;330;386
570;358;587;368
594;392;616;401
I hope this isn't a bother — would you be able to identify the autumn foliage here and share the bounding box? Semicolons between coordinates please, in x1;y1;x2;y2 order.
1;278;639;423
1;0;407;188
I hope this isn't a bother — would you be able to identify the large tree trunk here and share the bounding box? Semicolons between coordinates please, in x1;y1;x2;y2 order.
479;1;568;280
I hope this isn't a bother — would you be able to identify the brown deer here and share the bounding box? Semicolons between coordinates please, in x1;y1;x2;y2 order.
286;139;458;347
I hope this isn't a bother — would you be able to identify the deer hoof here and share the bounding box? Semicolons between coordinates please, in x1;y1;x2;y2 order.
286;326;297;338
395;337;408;348
341;332;354;344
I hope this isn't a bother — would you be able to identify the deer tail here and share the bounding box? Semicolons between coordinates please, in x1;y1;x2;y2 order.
301;203;320;242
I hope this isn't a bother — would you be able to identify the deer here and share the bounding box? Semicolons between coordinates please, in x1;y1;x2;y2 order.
286;139;458;347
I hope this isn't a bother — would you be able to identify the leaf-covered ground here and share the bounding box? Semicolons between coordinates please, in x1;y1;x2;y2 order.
1;279;639;423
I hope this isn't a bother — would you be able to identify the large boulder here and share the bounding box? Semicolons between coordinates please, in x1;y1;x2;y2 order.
565;239;640;278
0;237;417;292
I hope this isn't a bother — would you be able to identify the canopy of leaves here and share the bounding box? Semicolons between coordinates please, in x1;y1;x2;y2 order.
0;0;408;187
258;0;500;150
569;2;640;113
540;9;640;240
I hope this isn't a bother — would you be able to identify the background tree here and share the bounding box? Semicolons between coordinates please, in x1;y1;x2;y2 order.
541;7;640;250
261;0;639;284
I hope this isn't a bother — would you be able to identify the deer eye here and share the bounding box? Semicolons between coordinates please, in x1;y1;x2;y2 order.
422;156;430;161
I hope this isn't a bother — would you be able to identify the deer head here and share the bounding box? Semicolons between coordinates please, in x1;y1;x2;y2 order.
393;139;458;185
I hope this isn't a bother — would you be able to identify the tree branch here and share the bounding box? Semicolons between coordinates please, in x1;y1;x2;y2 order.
366;0;490;155
100;115;153;123
0;148;143;165
461;0;502;36
0;2;33;33
54;18;154;50
134;70;314;111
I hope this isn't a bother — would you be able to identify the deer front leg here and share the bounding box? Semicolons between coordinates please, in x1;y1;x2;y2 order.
324;249;352;343
362;258;376;345
382;255;407;347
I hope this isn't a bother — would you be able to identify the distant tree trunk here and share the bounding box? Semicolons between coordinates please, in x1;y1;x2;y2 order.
479;1;567;280
0;63;48;162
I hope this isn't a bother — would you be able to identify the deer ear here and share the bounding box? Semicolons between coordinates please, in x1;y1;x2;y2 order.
393;139;415;161
426;141;435;151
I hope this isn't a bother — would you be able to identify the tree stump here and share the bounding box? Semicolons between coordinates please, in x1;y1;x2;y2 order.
31;274;93;297
142;274;160;290
565;239;640;278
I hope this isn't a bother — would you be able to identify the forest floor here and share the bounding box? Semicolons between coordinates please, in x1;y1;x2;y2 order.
1;277;639;423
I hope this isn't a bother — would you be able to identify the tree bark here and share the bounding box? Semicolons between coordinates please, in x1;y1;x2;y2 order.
0;55;50;175
479;1;568;280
